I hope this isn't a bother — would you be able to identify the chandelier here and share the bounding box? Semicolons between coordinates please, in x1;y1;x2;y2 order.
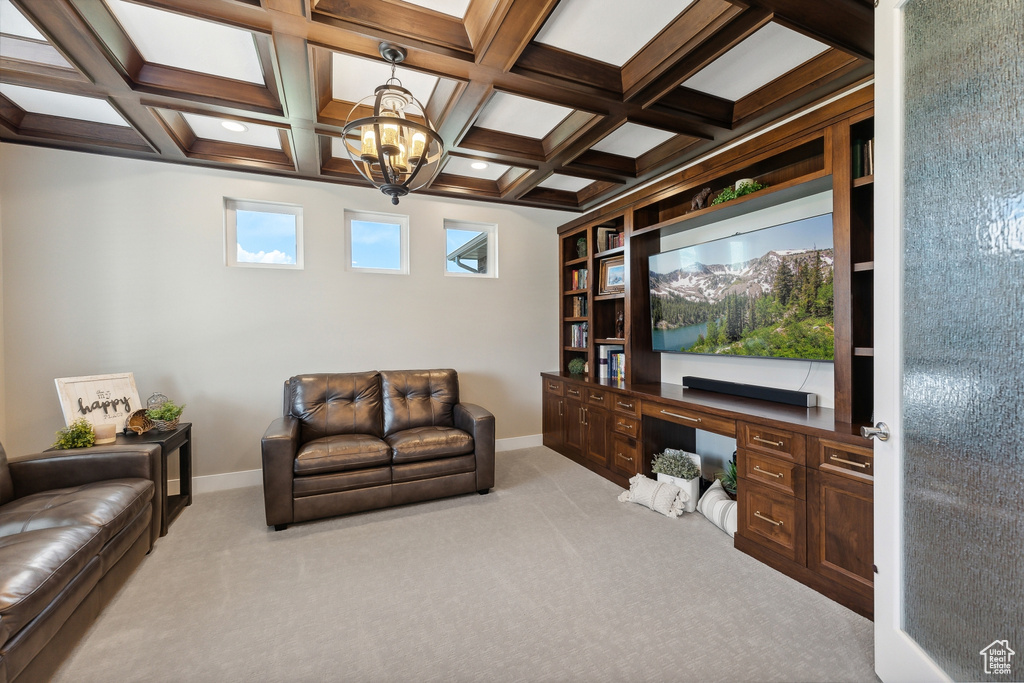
340;43;445;205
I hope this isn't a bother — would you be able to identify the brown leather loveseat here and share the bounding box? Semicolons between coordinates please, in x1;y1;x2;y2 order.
0;440;160;683
262;369;494;530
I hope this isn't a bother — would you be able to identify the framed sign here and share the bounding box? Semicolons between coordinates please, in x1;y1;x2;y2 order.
55;373;142;429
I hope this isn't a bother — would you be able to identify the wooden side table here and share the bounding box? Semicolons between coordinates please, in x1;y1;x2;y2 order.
115;423;192;536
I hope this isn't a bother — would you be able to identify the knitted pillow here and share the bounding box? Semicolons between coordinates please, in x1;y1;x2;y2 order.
697;479;737;536
618;474;686;518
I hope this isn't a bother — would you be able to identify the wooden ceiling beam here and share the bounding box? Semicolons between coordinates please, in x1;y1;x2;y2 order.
512;44;621;96
724;0;874;60
473;0;559;71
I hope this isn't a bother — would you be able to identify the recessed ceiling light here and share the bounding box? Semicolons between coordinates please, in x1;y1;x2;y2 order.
221;120;248;132
470;161;488;170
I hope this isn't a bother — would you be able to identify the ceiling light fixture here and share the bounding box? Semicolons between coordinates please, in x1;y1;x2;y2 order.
340;43;444;205
470;161;489;170
221;120;248;132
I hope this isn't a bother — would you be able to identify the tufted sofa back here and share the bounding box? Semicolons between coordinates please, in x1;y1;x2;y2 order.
380;369;459;436
286;372;384;443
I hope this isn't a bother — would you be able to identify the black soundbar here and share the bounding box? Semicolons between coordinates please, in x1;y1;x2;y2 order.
682;376;816;408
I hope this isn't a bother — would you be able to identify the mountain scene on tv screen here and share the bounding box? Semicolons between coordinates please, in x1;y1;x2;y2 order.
650;215;834;360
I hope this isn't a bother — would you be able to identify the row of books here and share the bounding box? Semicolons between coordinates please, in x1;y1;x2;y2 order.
597;344;625;380
570;268;588;290
570;295;587;317
569;322;588;348
596;227;624;252
852;137;874;178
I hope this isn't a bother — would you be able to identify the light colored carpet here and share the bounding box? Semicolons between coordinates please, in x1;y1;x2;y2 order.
52;447;875;682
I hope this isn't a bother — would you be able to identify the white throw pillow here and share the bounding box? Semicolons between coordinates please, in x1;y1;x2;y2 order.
618;474;686;518
697;479;737;537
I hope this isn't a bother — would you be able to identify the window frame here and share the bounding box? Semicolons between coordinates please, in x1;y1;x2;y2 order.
443;219;498;278
224;198;303;270
344;209;410;275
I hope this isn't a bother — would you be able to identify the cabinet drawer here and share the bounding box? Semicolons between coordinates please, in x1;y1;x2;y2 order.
738;422;805;464
815;438;874;481
610;434;640;476
612;395;639;416
739;451;805;499
564;384;583;400
642;402;736;437
585;389;608;406
544;379;563;396
612;414;639;438
738;480;806;565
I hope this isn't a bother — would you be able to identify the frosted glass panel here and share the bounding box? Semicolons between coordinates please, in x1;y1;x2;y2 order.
903;1;1024;680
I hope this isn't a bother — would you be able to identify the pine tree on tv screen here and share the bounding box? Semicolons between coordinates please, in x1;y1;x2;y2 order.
649;214;834;361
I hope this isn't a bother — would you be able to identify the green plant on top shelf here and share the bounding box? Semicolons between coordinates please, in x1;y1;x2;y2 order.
711;179;766;206
567;357;586;375
717;458;738;495
146;400;185;421
651;449;701;480
52;418;96;449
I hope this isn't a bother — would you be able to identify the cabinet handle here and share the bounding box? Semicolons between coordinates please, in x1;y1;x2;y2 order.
617;421;634;432
590;394;603;401
754;511;784;527
558;401;563;417
579;407;586;426
753;435;784;447
568;389;580;397
617;401;633;409
548;384;558;391
753;465;784;479
830;454;870;469
660;410;701;423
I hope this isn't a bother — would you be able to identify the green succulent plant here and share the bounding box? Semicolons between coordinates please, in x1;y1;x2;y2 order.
717;458;738;494
147;400;185;421
651;449;701;480
711;179;766;206
52;418;96;450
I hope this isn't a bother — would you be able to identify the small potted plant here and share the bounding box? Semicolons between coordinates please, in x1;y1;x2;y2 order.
147;400;185;432
651;448;701;512
717;454;738;499
52;418;96;449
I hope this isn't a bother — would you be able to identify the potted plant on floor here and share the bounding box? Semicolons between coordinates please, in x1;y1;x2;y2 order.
651;448;701;512
717;453;738;500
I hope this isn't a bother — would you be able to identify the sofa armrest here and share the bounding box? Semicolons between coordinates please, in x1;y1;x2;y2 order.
9;444;161;498
455;403;495;491
261;416;300;527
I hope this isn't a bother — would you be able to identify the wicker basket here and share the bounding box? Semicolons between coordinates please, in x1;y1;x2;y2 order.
125;409;154;435
151;417;180;432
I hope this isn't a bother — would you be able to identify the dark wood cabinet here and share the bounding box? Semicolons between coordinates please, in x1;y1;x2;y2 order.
807;468;874;599
541;389;565;452
581;404;609;467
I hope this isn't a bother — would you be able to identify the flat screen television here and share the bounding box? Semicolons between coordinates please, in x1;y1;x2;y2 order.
649;213;834;361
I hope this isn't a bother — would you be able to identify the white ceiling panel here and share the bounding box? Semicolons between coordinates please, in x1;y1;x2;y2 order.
182;113;282;149
534;0;694;67
0;36;74;68
442;157;514;181
682;23;829;101
539;175;592;193
1;0;44;39
474;92;573;139
591;123;676;158
400;0;472;18
332;52;439;107
104;0;264;84
0;83;128;126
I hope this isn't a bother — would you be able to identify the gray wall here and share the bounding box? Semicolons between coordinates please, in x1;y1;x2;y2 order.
0;143;567;475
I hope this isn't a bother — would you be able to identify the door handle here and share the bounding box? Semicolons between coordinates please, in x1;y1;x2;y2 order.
860;422;890;441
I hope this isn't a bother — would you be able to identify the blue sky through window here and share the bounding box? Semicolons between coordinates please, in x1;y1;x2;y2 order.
351;220;401;270
236;210;296;264
446;228;482;273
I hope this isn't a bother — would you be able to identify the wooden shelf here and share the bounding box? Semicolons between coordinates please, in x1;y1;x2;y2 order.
564;346;588;352
594;246;624;259
564;316;588;322
853;347;874;357
594;338;626;345
853;261;875;272
853;174;874;187
594;292;625;301
564;255;588;266
563;289;588;295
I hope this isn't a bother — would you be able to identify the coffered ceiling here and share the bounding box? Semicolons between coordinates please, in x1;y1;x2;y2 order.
0;0;872;211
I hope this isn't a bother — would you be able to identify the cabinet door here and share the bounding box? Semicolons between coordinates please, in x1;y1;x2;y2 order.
807;468;873;597
583;405;609;467
541;391;564;451
563;396;584;455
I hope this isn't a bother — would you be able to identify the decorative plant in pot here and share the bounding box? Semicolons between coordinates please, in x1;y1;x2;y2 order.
146;400;185;432
52;418;96;449
651;448;702;512
567;357;586;376
717;455;738;499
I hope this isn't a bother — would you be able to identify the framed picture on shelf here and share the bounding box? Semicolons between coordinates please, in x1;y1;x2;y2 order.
54;372;142;429
598;256;625;295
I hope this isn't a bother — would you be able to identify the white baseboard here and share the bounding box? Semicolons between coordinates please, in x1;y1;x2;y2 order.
170;435;544;495
496;434;542;451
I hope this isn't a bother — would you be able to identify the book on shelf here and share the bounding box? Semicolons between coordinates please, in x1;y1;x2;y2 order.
570;268;588;290
597;344;624;379
595;227;624;252
570;295;587;317
570;322;588;348
607;351;625;382
853;137;874;179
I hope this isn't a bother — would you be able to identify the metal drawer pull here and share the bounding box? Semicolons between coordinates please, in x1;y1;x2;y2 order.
548;384;558;391
568;389;580;396
618;453;633;462
617;421;634;430
830;454;870;469
660;410;701;423
558;401;563;417
590;394;603;401
754;511;784;527
753;435;784;447
617;401;634;409
753;465;784;479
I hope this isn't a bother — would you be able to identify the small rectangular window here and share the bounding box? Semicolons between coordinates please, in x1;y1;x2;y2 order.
345;210;409;274
445;219;498;278
225;198;302;269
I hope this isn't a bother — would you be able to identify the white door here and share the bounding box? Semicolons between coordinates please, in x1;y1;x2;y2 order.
872;5;952;678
